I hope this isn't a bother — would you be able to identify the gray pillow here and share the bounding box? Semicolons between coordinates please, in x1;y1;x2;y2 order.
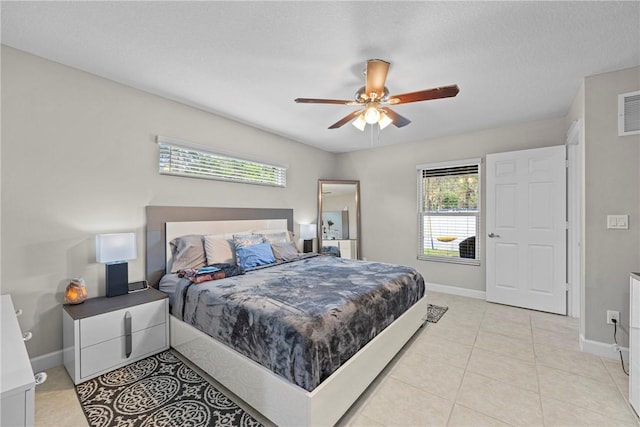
271;242;301;262
169;235;206;273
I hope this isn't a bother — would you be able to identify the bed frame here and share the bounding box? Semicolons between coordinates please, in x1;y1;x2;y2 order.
145;206;428;427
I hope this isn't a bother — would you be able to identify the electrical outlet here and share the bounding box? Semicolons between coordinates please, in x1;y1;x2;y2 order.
607;310;620;325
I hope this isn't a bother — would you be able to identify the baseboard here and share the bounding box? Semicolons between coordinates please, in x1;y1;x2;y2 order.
426;282;486;300
580;334;630;361
30;350;63;373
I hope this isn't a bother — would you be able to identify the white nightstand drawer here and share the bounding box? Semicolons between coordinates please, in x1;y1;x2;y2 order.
64;289;170;384
80;299;166;348
80;323;167;379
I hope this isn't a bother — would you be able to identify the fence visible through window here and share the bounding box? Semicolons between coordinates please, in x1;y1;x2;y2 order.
417;159;481;265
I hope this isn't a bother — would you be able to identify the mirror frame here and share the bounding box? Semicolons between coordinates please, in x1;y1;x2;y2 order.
317;179;361;259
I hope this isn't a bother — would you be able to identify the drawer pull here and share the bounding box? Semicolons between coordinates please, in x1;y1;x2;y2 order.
35;372;48;385
22;331;33;341
124;311;132;358
15;309;23;317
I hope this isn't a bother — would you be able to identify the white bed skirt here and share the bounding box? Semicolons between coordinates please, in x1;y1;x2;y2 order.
170;294;429;427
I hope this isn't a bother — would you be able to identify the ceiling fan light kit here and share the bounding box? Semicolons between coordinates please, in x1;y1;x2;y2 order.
352;115;367;131
364;106;381;124
295;59;459;132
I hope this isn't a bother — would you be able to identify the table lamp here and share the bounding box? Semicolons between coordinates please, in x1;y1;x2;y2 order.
96;233;137;297
299;224;316;253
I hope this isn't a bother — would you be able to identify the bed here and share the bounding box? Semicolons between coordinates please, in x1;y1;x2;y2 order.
146;206;428;426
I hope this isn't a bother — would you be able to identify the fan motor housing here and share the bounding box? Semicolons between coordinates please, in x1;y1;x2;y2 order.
355;86;389;102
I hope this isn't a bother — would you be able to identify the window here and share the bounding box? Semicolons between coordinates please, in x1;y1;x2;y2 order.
157;137;287;187
417;158;480;265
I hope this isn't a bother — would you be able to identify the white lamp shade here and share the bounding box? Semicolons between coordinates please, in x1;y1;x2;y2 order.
299;224;316;240
378;111;393;129
96;233;137;263
352;114;366;131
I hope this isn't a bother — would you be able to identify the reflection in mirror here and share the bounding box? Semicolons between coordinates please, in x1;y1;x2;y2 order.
317;180;361;259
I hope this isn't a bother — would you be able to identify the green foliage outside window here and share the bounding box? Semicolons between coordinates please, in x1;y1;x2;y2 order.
159;142;286;187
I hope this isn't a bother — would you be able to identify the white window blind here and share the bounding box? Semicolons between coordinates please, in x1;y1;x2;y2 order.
158;138;287;187
417;159;480;265
619;91;640;136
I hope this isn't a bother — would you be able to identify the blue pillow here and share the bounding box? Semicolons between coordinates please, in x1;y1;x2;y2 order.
236;242;275;270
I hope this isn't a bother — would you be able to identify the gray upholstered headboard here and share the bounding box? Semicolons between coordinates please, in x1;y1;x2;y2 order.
145;206;294;288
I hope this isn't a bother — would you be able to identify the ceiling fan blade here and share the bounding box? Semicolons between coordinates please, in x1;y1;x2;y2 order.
365;59;390;100
295;98;359;105
328;110;363;129
387;84;459;105
381;107;411;128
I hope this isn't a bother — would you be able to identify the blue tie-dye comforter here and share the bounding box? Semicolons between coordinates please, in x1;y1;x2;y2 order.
171;255;425;391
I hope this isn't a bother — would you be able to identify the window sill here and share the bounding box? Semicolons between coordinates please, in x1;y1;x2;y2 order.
417;255;480;266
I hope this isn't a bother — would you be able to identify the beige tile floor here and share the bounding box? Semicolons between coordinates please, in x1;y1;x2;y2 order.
35;291;640;426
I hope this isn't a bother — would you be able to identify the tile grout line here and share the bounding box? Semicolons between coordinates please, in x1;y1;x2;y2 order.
534;338;638;425
443;307;482;427
600;355;640;425
444;307;529;427
531;313;548;427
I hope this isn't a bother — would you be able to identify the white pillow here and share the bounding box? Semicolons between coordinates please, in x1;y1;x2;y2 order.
204;234;236;265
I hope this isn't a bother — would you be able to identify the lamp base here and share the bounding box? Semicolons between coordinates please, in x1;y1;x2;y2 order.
106;262;129;297
303;239;313;253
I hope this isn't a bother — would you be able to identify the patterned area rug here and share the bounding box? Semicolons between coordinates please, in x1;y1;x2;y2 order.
427;304;449;323
75;350;263;427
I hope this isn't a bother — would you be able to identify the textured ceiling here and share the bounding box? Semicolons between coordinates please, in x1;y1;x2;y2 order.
2;1;639;153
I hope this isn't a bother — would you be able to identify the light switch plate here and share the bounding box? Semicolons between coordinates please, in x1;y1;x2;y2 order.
607;214;629;229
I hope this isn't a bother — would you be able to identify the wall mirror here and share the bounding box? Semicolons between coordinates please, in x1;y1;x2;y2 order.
317;180;361;259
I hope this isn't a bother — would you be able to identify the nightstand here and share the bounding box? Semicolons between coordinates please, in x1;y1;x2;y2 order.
62;288;169;385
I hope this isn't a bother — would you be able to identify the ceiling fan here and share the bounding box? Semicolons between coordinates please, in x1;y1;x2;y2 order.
295;59;459;131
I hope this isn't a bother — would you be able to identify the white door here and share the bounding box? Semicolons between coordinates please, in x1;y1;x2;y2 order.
486;145;567;314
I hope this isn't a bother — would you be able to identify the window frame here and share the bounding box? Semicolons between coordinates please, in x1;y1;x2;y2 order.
157;136;287;188
416;158;481;266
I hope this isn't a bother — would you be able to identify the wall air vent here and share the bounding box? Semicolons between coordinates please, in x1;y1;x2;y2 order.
618;90;640;136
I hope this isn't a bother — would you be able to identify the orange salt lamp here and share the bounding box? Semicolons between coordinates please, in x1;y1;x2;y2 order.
65;278;87;304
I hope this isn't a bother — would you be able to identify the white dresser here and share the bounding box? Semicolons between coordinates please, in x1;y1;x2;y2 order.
322;239;358;259
63;288;169;384
630;273;640;417
1;295;36;427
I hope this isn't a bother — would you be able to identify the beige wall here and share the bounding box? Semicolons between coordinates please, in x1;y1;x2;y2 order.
3;44;638;360
583;66;640;347
1;46;336;357
336;117;567;292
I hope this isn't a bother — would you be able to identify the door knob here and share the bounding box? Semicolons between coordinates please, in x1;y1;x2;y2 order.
488;233;500;238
